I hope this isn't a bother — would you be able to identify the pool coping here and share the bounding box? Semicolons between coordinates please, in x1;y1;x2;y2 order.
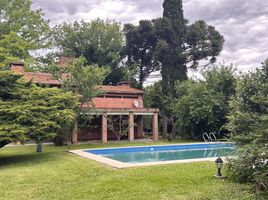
69;142;231;169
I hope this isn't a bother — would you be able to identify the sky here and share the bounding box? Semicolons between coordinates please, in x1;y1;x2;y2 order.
32;0;268;78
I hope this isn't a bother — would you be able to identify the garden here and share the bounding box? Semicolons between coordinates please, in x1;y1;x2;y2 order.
1;0;268;199
0;142;255;200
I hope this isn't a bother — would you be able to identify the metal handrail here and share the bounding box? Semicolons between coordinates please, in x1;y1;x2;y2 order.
202;132;220;157
203;132;219;143
209;132;218;142
202;132;211;143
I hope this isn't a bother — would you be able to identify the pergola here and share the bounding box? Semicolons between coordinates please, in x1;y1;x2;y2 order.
72;108;159;143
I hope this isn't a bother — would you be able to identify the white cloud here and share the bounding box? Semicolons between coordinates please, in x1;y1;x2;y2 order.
32;0;268;73
183;0;268;71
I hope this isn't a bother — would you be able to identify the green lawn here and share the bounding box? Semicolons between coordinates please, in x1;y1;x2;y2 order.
0;141;255;200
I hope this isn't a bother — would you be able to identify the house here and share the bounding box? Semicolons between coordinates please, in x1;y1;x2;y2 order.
9;62;159;143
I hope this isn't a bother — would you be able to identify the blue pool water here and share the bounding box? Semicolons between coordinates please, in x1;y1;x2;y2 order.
84;143;235;164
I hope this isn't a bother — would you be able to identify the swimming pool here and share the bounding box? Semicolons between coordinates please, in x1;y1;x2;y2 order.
70;143;235;168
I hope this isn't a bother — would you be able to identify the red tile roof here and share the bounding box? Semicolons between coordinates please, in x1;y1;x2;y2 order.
10;65;144;94
23;72;63;85
83;98;143;109
10;63;153;111
10;64;62;85
100;85;143;94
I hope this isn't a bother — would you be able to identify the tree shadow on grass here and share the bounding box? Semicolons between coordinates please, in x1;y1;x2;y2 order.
0;152;55;168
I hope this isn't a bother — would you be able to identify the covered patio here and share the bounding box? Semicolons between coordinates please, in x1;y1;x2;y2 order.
72;108;159;143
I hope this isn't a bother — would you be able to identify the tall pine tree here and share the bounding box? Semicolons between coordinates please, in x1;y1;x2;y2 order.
157;0;224;138
162;0;187;96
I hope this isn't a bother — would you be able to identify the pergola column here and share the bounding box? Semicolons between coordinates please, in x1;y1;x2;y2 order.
102;112;107;143
128;112;134;141
152;112;159;141
137;115;143;138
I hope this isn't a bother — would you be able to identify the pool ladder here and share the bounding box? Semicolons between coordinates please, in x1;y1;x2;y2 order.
202;132;219;157
202;132;218;143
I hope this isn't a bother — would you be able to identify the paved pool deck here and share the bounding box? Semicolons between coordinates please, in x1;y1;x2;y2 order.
69;143;229;169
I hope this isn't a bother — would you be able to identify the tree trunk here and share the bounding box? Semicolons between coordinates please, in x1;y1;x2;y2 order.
162;115;168;139
72;120;78;144
171;126;176;140
36;142;42;153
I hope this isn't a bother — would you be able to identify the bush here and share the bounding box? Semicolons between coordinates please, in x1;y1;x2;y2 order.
171;65;236;139
227;59;268;194
227;147;268;193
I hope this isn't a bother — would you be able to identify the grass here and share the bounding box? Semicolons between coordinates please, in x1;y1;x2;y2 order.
0;140;256;200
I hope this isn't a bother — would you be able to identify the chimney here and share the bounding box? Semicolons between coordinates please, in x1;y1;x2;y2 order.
10;62;25;74
118;81;131;87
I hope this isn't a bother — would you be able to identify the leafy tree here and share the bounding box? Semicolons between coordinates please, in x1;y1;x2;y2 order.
144;82;169;136
144;81;163;109
124;20;159;88
204;65;236;101
43;57;109;110
144;0;224;137
172;65;236;139
0;32;30;68
125;4;224;134
0;71;77;151
172;80;221;139
53;19;124;85
45;57;110;143
227;60;268;193
0;0;50;67
64;58;109;110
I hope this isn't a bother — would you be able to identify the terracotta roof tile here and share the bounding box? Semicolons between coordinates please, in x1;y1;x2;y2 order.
83;98;143;109
23;73;61;85
11;66;143;94
100;85;143;94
